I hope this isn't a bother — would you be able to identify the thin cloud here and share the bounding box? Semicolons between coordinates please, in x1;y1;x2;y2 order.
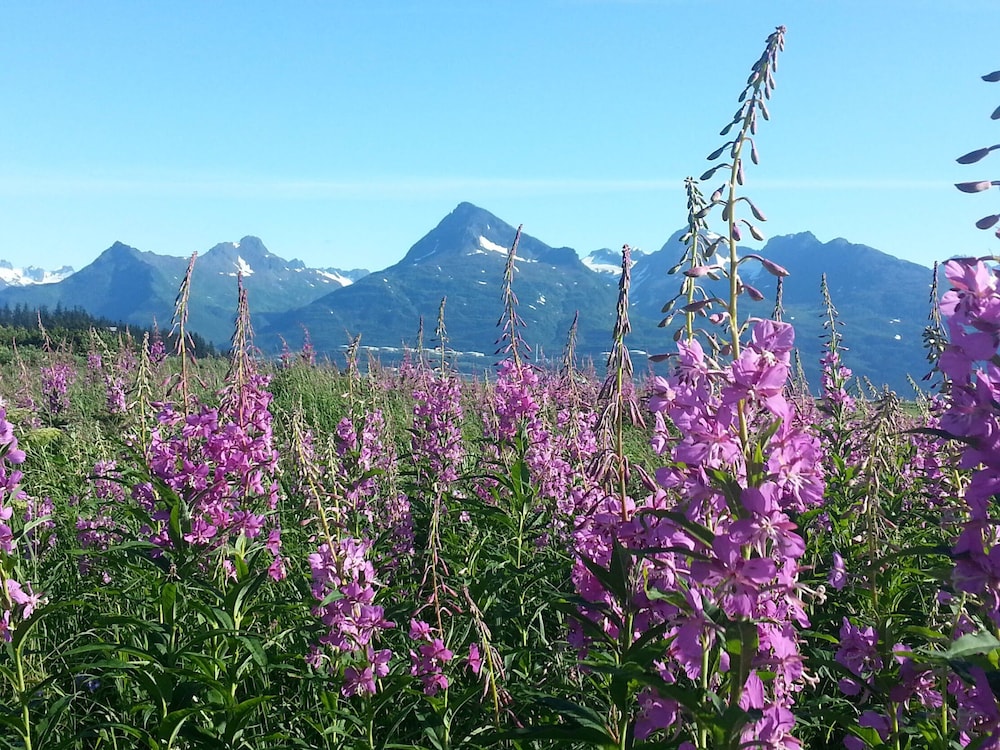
0;173;951;199
753;178;948;190
0;175;685;199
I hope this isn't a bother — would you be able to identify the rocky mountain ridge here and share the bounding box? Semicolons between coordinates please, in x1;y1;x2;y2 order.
0;204;937;393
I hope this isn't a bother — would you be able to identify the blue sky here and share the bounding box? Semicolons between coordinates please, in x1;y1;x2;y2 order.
1;1;999;274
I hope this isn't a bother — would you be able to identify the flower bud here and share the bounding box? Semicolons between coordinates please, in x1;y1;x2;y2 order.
955;181;993;193
957;147;997;165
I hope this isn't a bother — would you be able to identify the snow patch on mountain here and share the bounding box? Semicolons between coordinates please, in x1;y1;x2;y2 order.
582;258;622;274
479;236;509;255
581;247;645;275
227;256;254;277
317;270;353;286
0;261;75;287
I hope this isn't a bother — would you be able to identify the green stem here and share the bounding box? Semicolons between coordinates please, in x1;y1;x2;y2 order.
616;610;635;750
697;636;710;750
15;638;32;750
725;131;753;453
615;361;629;521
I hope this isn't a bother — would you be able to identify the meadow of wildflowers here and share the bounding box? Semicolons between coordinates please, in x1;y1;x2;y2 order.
0;24;998;750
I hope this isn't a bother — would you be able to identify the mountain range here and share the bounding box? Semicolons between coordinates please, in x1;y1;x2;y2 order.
0;237;368;345
0;202;937;394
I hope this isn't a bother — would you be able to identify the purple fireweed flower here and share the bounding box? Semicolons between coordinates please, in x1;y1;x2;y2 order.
6;579;41;619
635;689;679;740
952;665;1000;740
0;408;45;636
836;618;882;697
751;319;796;360
467;642;483;676
141;372;283;575
889;645;942;709
409;619;433;641
936;258;1000;750
493;359;541;442
411;374;465;486
408;620;453;696
742;705;803;750
724;347;789;409
829;552;847;591
858;711;891;742
309;536;395;693
728;485;806;560
40;362;75;416
692;536;777;619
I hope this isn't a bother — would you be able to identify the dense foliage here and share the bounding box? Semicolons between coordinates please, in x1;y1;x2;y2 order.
0;304;217;357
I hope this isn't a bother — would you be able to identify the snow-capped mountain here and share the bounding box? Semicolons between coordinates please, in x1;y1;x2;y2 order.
0;261;75;288
0;237;371;345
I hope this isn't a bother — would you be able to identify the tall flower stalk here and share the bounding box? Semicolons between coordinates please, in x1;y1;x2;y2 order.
590;246;650;520
495;226;528;369
819;273;855;423
698;25;785;358
561;26;821;749
169;252;197;415
659;177;718;348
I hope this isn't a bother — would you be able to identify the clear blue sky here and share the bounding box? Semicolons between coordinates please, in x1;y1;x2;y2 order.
1;0;998;273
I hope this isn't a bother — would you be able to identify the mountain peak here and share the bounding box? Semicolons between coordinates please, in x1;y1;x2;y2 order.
398;202;582;269
399;203;515;265
452;201;494;219
764;231;819;250
235;236;269;256
205;236;270;259
439;202;509;237
100;241;142;262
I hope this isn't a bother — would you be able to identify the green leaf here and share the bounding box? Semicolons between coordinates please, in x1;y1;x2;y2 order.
229;694;272;720
160;582;177;632
579;549;630;612
538;697;610;733
157;707;201;745
941;631;1000;660
725;618;759;706
226;569;269;624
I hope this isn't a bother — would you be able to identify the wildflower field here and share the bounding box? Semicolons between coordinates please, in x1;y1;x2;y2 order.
3;25;1000;750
